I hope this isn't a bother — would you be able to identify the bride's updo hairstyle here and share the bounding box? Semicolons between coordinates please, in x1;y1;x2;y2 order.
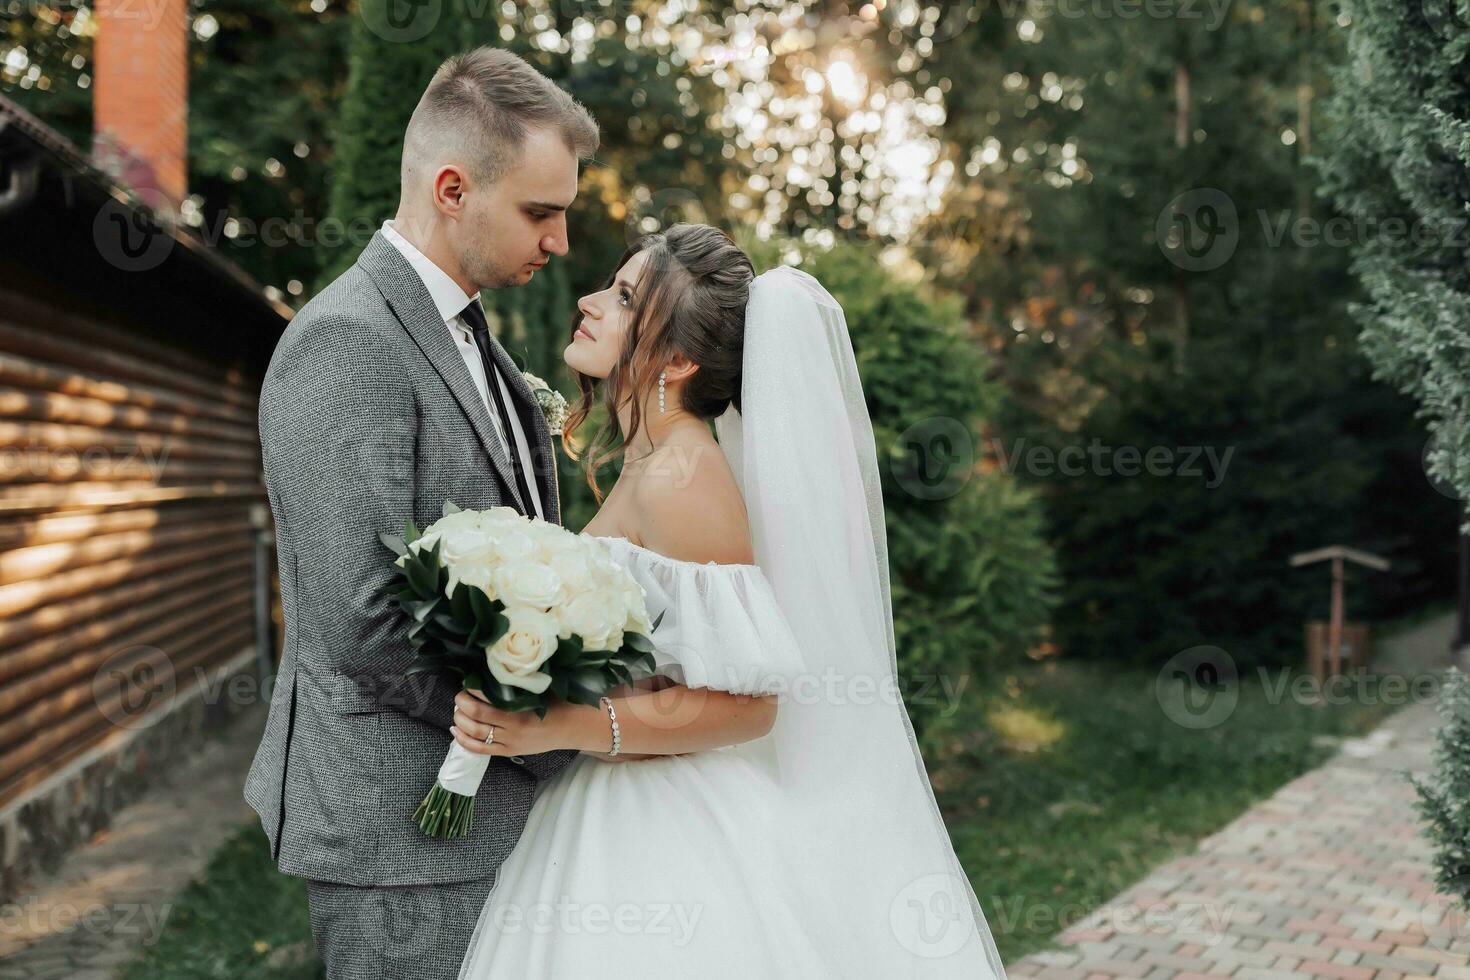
564;223;754;501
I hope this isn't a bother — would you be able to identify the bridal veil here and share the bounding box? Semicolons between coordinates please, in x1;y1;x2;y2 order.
714;265;1008;979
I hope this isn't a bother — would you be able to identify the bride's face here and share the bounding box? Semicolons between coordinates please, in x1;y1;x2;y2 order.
565;250;650;379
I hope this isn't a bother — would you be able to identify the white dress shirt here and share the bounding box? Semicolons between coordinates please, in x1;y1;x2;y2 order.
381;219;545;521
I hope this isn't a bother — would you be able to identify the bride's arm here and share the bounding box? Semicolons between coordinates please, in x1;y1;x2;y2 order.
451;468;780;761
448;682;778;763
565;684;779;759
580;676;662;762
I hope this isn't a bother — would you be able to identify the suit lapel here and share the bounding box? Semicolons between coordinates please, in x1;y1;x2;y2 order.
356;232;528;515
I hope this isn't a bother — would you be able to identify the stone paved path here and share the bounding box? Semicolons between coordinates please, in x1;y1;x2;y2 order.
0;708;264;979
1006;611;1462;980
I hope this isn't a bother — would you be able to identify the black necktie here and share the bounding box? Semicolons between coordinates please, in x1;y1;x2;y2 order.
459;301;537;519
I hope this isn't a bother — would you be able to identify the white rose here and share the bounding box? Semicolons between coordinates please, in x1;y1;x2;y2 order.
589;555;626;589
625;598;653;637
522;521;571;562
561;591;626;652
448;560;497;599
418;509;478;542
490;528;538;563
428;510;481;533
549;548;597;595
444;528;504;565
521;518;560;539
415;511;495;562
492;559;564;609
485;606;561;693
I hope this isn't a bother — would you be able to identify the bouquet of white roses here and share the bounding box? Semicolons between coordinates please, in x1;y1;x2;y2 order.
379;502;660;838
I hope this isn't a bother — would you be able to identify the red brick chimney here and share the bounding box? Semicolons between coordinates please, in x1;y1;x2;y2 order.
92;0;189;213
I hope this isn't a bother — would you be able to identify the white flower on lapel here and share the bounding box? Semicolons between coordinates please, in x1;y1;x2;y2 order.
520;370;570;431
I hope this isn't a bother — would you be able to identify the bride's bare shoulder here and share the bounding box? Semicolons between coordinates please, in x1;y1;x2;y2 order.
629;440;754;566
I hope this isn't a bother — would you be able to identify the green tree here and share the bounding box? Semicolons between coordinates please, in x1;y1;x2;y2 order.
914;0;1457;665
315;0;492;285
1412;668;1470;912
1315;0;1470;517
1;0;351;298
189;0;352;296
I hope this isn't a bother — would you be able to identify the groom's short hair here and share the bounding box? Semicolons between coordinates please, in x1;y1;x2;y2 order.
404;47;599;186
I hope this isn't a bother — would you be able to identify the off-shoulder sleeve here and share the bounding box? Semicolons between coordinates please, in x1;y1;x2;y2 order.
641;562;806;696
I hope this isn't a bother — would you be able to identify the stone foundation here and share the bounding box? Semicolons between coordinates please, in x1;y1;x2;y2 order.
0;649;264;904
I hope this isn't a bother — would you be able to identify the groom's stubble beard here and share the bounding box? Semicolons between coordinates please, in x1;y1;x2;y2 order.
460;232;532;291
452;206;521;291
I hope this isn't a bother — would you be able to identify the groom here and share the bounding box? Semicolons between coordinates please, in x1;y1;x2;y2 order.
244;48;598;979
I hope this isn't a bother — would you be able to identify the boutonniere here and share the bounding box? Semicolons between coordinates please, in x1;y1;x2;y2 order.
521;370;570;431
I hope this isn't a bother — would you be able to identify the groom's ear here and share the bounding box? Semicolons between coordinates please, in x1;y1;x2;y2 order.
432;164;470;215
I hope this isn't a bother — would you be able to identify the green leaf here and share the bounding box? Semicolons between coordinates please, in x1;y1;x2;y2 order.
466;589;508;648
463;670;485;693
379;532;407;557
423;541;447;591
405;557;436;599
449;582;474;625
566;668;607;702
466;586;500;625
485;613;510;646
404;518;421;546
623;631;655;654
440;637;478;658
551;635;584;668
487;679;524;705
384;583;417;602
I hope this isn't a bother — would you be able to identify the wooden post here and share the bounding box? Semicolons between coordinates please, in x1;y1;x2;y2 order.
1328;554;1344;677
1289;545;1390;684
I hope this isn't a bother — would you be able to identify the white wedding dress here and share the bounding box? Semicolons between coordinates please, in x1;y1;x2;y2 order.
456;533;829;977
458;267;1008;980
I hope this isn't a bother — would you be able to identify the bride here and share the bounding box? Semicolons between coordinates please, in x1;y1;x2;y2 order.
449;223;1007;979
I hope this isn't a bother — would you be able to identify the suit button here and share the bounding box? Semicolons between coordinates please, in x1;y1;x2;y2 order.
510;756;525;765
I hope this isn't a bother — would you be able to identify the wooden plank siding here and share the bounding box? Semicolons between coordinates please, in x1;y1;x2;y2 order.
0;288;267;810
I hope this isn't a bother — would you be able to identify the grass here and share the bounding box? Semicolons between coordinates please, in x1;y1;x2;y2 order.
119;827;322;980
927;656;1404;964
125;621;1426;975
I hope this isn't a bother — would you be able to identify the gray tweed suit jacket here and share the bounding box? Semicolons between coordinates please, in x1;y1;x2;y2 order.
244;230;579;887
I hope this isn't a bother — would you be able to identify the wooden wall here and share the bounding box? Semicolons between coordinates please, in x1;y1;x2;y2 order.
0;289;266;810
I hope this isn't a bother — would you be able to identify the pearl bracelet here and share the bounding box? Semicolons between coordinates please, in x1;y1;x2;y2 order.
599;695;621;756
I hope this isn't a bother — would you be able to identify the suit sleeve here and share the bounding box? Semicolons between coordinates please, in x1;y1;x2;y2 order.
259;313;458;732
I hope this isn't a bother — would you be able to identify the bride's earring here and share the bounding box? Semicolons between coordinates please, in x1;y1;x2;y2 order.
658;371;666;414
